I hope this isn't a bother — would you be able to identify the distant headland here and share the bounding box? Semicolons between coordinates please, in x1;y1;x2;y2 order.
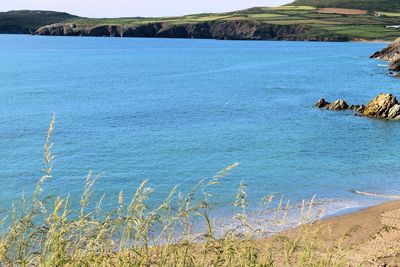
1;0;400;41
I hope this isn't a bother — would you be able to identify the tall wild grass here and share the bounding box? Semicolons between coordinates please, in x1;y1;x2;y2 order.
0;115;351;266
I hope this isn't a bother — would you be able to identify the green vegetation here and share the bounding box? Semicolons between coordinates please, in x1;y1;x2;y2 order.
64;5;400;41
0;10;77;34
269;5;317;11
319;25;400;39
377;12;400;17
291;0;400;12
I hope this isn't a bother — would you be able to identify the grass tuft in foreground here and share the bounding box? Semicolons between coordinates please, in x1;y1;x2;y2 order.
0;116;388;266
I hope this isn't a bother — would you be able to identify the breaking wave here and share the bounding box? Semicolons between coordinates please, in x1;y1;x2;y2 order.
350;189;400;199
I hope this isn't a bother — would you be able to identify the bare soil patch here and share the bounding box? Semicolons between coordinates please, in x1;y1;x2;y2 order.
315;8;368;15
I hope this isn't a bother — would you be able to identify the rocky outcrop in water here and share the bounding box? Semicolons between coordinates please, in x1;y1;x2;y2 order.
315;98;363;112
362;93;398;118
315;93;400;120
387;104;400;119
370;38;400;76
34;21;350;41
327;99;349;111
315;98;330;108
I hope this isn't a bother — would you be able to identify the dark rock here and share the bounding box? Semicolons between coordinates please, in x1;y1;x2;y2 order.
327;99;349;110
370;38;400;77
155;24;190;38
370;51;381;58
85;25;123;37
35;23;82;35
35;20;345;41
387;104;400;119
313;93;400;120
187;23;212;39
208;20;261;40
348;105;365;112
355;105;365;113
370;37;400;61
389;59;400;72
122;23;162;37
315;98;330;108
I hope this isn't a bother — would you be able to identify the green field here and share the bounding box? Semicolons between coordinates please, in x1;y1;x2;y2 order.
377;12;400;17
291;0;400;12
68;3;400;41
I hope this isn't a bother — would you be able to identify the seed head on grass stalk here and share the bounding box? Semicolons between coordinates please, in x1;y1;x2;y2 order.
35;113;56;195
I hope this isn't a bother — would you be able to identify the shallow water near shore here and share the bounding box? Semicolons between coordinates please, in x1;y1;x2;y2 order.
1;35;400;225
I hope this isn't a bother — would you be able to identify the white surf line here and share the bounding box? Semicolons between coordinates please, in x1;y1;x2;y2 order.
351;189;400;199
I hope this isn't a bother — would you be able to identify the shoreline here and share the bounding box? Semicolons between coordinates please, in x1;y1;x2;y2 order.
321;199;400;222
322;205;365;220
264;200;400;265
0;33;394;43
319;199;400;226
351;39;391;44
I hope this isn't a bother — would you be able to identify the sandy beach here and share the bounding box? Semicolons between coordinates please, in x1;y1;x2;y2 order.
263;200;400;266
321;201;400;265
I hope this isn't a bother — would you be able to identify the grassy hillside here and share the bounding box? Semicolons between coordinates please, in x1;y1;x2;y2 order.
66;5;400;41
0;10;77;34
291;0;400;12
1;5;400;41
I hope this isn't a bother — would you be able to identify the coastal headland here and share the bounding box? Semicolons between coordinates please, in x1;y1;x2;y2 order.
1;0;400;41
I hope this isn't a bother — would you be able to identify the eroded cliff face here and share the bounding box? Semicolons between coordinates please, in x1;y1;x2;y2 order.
371;38;400;73
34;23;124;36
34;20;350;41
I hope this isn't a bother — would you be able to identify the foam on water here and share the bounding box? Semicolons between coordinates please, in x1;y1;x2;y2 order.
351;189;400;199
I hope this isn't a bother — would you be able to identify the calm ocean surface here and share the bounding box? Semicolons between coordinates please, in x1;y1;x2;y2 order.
1;35;400;223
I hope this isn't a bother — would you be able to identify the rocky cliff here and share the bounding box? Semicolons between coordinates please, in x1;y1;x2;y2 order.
34;21;350;41
371;38;400;75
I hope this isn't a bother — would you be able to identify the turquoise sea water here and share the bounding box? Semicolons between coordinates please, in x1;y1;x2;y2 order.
1;35;400;223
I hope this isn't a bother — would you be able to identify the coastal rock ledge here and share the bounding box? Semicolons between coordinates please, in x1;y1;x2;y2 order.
370;37;400;77
315;93;400;120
